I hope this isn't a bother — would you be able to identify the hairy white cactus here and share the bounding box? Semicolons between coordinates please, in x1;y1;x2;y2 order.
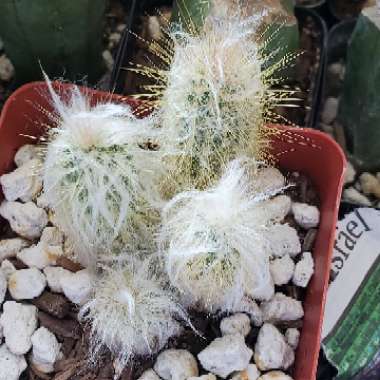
79;260;186;370
43;79;162;266
132;14;296;194
159;158;288;312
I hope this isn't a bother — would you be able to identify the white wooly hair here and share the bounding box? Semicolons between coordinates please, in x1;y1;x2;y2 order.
43;78;162;266
79;259;186;371
159;157;287;312
159;15;270;191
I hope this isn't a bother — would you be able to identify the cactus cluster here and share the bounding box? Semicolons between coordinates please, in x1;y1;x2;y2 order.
42;3;297;372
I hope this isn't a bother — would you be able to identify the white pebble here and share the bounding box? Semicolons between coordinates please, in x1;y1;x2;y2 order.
40;227;64;246
0;201;48;240
265;224;301;258
189;375;216;380
0;159;42;202
285;328;300;350
137;369;162;380
0;344;27;380
0;54;15;81
328;62;345;81
147;16;162;41
14;144;40;167
0;269;6;306
229;296;263;326
321;97;339;124
230;364;261;380
254;324;294;371
270;255;295;286
0;301;38;355
60;269;93;304
359;172;380;199
198;334;253;378
43;266;72;293
102;50;114;71
1;260;16;279
154;349;199;380
261;293;304;323
264;195;292;222
36;192;51;209
291;202;320;229
343;187;372;206
8;268;46;300
258;371;293;380
220;313;251;337
17;243;63;269
249;277;275;302
0;238;30;261
344;162;356;185
292;252;314;288
31;327;61;373
254;168;285;193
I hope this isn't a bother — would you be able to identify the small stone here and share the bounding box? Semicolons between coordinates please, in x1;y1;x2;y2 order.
321;97;339;124
261;293;304;323
0;269;6;305
36;192;51;209
270;255;295;286
102;50;114;71
0;159;43;202
147;16;162;40
154;349;199;380
291;202;320;229
264;195;291;222
285;328;300;350
60;269;93;304
0;201;48;240
108;32;122;48
32;291;70;319
359;172;380;199
8;268;46;300
137;369;162;380
229;296;263;326
292;252;314;288
328;62;345;81
265;224;301;258
254;324;294;371
0;54;15;81
40;227;64;246
17;242;63;269
198;334;253;378
254;168;285;194
343;187;372;206
344;162;356;185
230;364;260;380
0;301;38;355
220;313;251;337
258;371;293;380
31;327;61;373
0;344;27;380
43;266;72;293
0;238;30;261
1;260;16;279
14;145;40;167
249;277;275;302
189;374;216;380
116;23;127;33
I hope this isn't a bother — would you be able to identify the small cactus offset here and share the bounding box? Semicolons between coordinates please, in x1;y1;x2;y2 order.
80;260;186;369
0;1;106;84
43;80;161;266
159;158;288;312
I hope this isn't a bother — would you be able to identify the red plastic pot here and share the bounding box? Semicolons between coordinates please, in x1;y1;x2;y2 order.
0;82;346;380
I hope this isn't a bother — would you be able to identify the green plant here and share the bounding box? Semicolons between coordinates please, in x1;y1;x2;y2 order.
338;4;380;170
80;260;186;370
159;158;288;312
0;1;106;84
43;79;161;266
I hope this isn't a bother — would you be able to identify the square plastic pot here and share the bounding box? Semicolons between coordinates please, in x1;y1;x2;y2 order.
0;82;346;380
